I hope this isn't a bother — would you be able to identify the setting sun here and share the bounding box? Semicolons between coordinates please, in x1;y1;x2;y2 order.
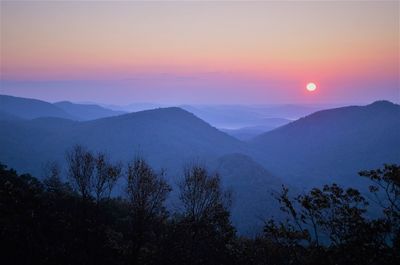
306;82;317;92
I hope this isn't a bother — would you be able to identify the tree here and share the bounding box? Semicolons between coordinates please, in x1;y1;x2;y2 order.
66;145;95;200
360;164;400;251
270;184;371;246
42;161;72;195
264;182;396;265
176;165;236;265
66;145;121;202
42;161;61;180
93;152;122;203
126;158;171;221
360;164;400;223
126;157;171;264
179;165;232;223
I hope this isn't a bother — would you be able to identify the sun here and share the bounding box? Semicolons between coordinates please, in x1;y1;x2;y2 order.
306;82;317;92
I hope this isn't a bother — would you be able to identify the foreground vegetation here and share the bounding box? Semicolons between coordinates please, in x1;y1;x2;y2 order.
1;145;399;265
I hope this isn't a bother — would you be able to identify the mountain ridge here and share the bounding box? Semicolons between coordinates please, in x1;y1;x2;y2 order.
1;96;399;232
54;101;126;120
251;100;400;188
0;95;74;120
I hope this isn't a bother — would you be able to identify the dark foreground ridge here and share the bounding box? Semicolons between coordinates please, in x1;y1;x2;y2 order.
1;154;399;265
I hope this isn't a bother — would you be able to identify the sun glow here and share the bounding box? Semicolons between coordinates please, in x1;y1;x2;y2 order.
306;82;317;92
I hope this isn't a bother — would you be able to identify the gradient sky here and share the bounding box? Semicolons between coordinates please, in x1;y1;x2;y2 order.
0;1;399;105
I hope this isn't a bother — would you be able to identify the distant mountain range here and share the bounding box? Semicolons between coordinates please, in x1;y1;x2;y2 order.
0;95;74;120
0;106;244;177
1;94;399;232
221;118;291;140
180;104;335;129
0;95;125;121
54;101;126;120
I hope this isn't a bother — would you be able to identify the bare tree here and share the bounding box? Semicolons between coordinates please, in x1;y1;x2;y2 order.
126;157;171;220
66;145;95;200
92;152;122;203
66;145;122;202
179;165;232;222
177;165;235;265
126;157;171;263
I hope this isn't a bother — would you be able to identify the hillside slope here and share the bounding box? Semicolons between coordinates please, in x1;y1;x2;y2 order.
211;153;284;232
0;95;74;120
0;107;246;177
251;101;400;187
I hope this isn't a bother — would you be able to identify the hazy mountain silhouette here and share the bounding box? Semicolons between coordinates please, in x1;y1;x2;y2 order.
0;110;22;121
221;118;291;140
54;101;126;120
180;104;333;129
0;95;74;120
211;153;284;233
0;95;129;121
251;100;400;188
1;98;399;232
0;107;245;178
1;96;398;190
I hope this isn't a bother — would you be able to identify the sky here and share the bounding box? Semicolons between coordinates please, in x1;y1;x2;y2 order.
0;1;399;105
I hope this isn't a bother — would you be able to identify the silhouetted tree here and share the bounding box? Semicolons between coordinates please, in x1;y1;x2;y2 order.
126;157;171;264
93;152;122;203
360;164;400;257
2;157;400;265
175;165;236;265
42;161;62;190
42;161;61;179
264;182;396;265
66;145;122;202
126;158;171;223
65;146;125;265
179;165;232;222
66;145;95;200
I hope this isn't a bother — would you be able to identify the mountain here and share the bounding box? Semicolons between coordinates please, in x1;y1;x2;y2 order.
0;95;128;121
0;95;74;120
1;99;399;233
0;107;245;178
251;100;400;188
2;98;398;189
0;107;280;233
54;101;126;121
211;153;284;233
0;110;22;121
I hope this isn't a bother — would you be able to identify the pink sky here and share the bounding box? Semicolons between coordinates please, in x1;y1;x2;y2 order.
0;1;399;104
